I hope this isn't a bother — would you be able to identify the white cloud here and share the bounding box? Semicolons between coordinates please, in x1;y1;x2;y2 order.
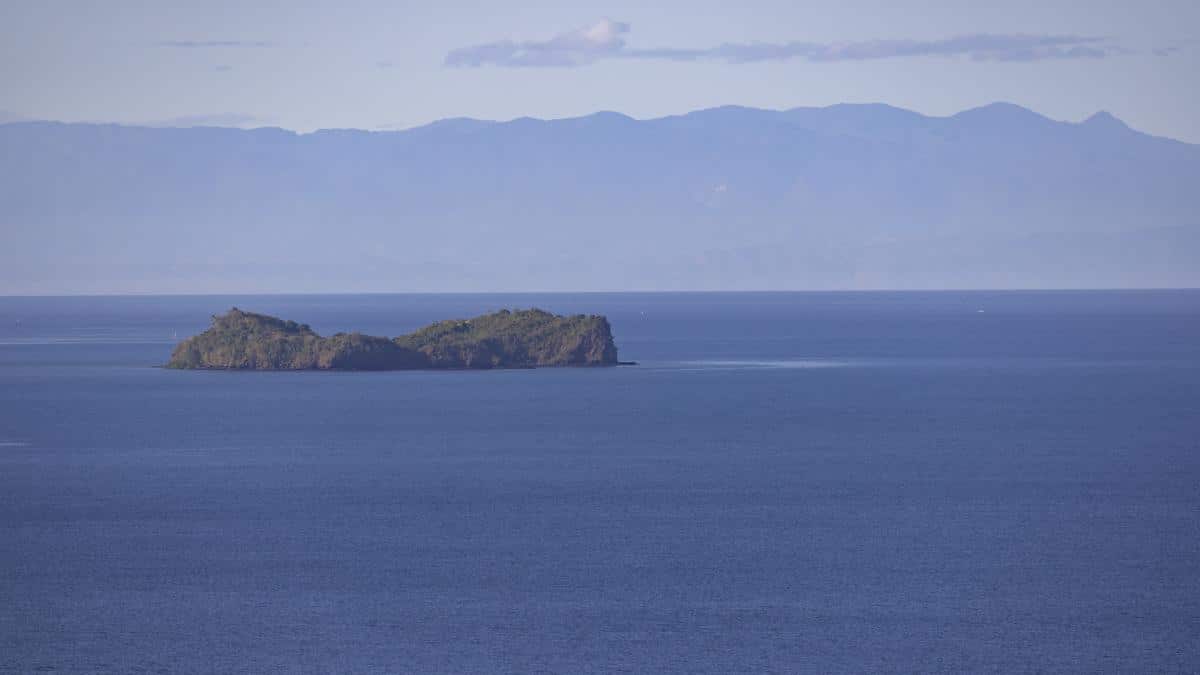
447;22;1129;68
445;18;630;67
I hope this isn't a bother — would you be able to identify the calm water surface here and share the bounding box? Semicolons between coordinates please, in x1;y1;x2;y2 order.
1;291;1198;673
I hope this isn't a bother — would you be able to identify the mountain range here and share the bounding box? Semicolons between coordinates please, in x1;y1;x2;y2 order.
2;102;1197;293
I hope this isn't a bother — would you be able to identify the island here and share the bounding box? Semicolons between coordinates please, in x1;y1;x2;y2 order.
166;307;622;370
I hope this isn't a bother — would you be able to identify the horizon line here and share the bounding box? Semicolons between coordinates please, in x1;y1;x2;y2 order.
3;287;1198;299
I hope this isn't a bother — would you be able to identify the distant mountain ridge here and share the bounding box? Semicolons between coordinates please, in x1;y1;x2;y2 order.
2;103;1197;293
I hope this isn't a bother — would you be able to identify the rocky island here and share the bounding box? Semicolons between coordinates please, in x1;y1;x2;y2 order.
166;308;621;370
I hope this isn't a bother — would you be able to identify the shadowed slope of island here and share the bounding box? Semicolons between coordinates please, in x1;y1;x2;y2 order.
166;308;620;370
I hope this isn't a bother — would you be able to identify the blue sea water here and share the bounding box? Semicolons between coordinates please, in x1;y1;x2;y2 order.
1;291;1198;673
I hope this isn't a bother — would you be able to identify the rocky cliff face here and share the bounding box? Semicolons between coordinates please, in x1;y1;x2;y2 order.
394;309;618;368
166;308;619;370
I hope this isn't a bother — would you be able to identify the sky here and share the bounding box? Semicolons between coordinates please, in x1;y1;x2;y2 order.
1;0;1198;142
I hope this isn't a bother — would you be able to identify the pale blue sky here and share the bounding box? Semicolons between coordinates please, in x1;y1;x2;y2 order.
2;0;1197;141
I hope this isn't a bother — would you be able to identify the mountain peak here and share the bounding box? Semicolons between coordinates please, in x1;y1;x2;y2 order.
560;110;635;125
953;102;1045;120
1082;110;1130;131
585;110;634;121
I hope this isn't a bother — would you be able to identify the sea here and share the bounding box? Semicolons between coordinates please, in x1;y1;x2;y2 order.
1;291;1197;673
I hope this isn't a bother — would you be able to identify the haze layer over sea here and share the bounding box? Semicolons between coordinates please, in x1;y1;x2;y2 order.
1;291;1198;672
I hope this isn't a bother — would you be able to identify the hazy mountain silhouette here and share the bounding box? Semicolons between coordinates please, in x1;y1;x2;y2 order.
1;103;1197;293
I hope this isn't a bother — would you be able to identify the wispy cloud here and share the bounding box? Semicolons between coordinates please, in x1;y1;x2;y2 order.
445;18;630;67
0;110;31;124
144;113;266;128
630;34;1123;63
156;40;273;48
446;21;1129;68
1152;39;1197;57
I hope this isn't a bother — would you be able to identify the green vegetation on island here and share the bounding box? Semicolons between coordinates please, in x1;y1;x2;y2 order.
166;307;620;370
